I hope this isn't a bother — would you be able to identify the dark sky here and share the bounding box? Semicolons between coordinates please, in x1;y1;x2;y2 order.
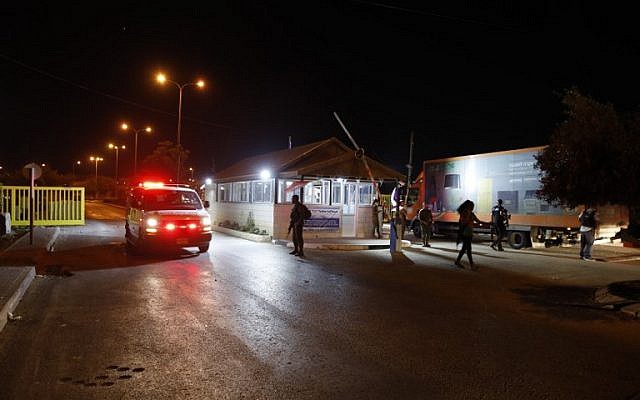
2;2;640;179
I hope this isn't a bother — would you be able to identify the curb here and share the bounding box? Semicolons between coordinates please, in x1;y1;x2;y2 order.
271;239;411;251
0;267;35;333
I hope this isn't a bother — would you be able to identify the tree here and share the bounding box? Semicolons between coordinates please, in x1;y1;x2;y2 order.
535;88;640;236
140;141;190;182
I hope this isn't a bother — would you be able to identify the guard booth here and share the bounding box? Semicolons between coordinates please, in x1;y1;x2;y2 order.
204;137;405;239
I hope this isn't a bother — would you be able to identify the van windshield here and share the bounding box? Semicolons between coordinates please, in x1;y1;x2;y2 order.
142;190;203;210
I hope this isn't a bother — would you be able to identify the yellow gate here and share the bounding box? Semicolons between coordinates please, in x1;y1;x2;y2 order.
0;186;85;226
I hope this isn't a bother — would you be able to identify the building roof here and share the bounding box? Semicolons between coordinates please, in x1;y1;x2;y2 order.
214;137;405;183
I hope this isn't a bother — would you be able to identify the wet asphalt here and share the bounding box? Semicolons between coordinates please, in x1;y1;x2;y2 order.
1;212;640;399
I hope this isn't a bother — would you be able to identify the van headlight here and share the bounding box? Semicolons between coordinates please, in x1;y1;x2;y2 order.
146;218;158;227
202;216;211;231
145;217;159;233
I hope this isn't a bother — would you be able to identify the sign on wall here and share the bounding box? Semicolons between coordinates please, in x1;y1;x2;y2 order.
304;207;340;230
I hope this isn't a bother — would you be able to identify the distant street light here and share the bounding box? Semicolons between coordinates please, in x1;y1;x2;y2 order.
108;143;126;184
121;123;152;178
89;156;104;199
155;72;205;183
72;160;81;177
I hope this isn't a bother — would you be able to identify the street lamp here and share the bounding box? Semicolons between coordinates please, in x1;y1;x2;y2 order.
89;156;104;199
72;160;81;177
155;72;205;183
121;123;152;178
108;143;126;184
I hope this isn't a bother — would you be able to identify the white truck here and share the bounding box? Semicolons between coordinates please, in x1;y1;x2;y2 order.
406;146;627;249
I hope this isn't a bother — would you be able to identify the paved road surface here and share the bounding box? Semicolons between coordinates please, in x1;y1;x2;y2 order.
1;203;639;399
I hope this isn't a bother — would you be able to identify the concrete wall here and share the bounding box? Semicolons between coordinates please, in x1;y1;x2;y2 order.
208;198;274;236
273;204;376;240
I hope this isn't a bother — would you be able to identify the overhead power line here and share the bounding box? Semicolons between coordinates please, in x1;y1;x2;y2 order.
0;53;232;130
349;0;521;32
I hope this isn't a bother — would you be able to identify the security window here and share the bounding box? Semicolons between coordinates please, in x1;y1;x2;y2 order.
232;182;249;202
252;181;273;203
218;183;231;202
444;174;461;189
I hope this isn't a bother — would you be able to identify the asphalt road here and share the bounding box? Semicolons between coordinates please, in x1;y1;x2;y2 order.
1;203;640;399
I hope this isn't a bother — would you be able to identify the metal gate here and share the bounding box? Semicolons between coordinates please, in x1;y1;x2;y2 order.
0;186;85;226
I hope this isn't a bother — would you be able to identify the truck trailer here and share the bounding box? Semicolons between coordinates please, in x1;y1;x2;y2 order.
404;146;627;249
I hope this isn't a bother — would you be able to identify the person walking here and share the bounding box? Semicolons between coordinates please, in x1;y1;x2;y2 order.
455;200;489;270
578;206;599;261
418;203;433;247
288;194;305;257
490;199;509;251
372;198;383;239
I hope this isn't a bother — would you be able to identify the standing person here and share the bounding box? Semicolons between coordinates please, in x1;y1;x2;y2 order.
371;198;383;239
578;206;599;261
397;202;408;240
418;203;433;247
455;200;489;270
287;194;305;257
490;199;509;251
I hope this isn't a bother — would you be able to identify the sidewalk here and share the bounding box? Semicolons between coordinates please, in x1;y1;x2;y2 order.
0;226;59;333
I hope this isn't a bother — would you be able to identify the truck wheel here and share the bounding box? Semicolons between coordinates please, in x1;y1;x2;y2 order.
508;231;528;249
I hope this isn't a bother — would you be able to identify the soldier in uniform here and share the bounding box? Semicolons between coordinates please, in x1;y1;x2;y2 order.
418;203;433;247
490;199;509;251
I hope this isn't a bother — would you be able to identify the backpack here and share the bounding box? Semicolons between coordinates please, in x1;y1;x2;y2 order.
300;204;312;220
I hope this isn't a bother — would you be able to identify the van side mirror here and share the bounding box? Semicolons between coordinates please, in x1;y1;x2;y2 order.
203;200;210;209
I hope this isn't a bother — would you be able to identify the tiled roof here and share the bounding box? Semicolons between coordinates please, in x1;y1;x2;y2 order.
214;137;403;182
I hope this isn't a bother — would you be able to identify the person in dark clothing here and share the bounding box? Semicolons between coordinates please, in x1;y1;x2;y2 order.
288;194;305;257
371;198;383;239
418;203;433;247
455;200;489;270
578;206;599;260
490;199;509;251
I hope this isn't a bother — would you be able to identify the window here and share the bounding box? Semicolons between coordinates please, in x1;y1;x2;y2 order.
218;183;231;202
252;181;273;203
444;174;461;189
232;182;249;202
358;183;373;205
332;180;343;204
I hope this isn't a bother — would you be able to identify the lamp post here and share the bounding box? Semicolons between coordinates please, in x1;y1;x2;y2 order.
155;72;205;183
72;160;81;177
89;156;103;199
108;143;126;184
121;123;152;178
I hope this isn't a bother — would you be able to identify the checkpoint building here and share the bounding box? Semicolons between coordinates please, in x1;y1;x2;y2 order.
203;137;404;240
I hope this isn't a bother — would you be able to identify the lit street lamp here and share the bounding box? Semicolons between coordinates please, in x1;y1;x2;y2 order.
108;143;126;184
72;160;81;177
89;156;104;199
155;72;205;183
121;123;152;178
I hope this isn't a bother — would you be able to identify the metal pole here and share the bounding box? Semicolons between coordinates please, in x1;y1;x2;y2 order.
405;131;414;205
95;160;99;199
29;168;34;245
134;130;139;178
176;86;184;183
115;148;119;184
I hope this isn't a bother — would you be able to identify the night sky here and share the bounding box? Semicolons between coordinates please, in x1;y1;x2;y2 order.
2;2;639;179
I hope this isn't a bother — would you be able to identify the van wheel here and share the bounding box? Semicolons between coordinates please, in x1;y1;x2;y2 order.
508;231;528;249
